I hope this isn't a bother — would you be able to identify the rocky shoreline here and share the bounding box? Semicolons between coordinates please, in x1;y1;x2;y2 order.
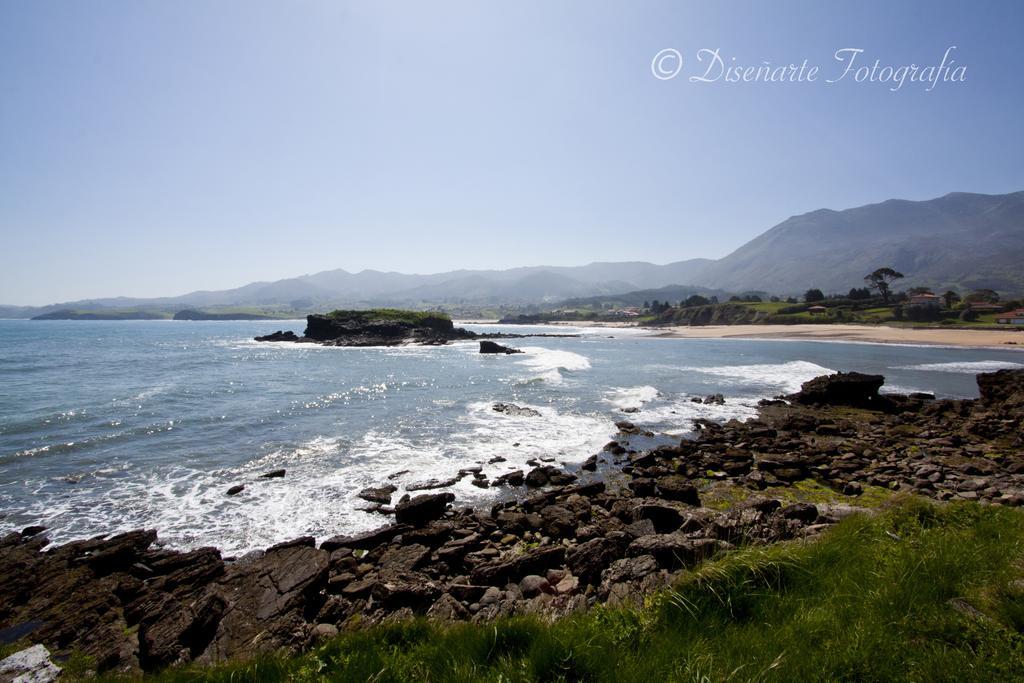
1;369;1022;677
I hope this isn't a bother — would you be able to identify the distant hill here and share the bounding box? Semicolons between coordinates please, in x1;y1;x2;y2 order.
697;191;1024;295
3;190;1022;317
172;310;285;321
558;284;732;309
32;309;169;321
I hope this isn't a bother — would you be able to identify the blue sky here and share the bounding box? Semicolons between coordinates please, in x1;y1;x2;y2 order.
2;1;1023;305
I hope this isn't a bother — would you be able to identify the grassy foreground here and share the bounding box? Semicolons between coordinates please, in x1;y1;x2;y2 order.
112;499;1024;682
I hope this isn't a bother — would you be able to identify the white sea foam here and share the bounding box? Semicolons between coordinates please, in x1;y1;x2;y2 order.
892;360;1024;374
630;396;762;435
10;402;615;556
680;360;835;394
515;347;592;384
605;386;660;411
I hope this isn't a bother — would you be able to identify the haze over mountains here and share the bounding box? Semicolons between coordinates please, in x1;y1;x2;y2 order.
4;190;1022;317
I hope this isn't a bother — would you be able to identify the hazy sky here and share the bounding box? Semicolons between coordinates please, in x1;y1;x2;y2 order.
2;1;1023;305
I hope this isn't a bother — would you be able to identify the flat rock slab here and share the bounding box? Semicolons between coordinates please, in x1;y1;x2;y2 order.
0;644;61;683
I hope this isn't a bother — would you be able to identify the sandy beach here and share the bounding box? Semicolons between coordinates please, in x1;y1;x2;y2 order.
649;323;1024;348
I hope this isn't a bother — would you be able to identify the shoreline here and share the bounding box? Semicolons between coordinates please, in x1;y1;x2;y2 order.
3;368;1023;675
538;320;1024;348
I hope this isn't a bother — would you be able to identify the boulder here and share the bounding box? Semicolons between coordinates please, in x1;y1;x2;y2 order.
254;330;299;342
394;493;455;526
630;504;684;533
519;575;552;598
320;524;410;551
539;505;576;538
427;593;469;621
406;476;460;491
977;369;1024;409
780;503;819;524
480;341;523;354
627;535;720;569
471;545;566;585
357;485;397;504
492;403;541;417
654;477;701;505
197;543;329;663
0;644;61;683
566;537;619;584
493;470;525;487
601;554;660;585
790;372;885;407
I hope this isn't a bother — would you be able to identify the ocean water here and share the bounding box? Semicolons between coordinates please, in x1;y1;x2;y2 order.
1;319;1022;555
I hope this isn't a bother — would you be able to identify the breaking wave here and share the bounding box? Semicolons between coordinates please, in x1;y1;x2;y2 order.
892;360;1024;374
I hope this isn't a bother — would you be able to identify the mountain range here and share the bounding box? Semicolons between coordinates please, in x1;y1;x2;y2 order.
4;190;1022;318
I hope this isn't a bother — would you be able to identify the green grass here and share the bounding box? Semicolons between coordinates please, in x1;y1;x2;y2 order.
104;499;1024;682
741;302;791;314
701;479;896;511
324;309;452;325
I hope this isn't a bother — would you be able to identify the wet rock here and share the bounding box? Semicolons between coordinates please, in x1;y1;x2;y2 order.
226;485;245;496
20;525;47;537
394;493;455;526
254;330;299;342
320;524;410;551
492;403;541;417
357;485;397;504
480;341;523;354
406;477;460;491
790;372;885;407
494;470;525;487
525;466;551;487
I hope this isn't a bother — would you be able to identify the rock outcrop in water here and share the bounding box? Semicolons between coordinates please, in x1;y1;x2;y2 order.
254;309;577;347
254;310;478;347
2;369;1022;676
253;330;300;342
302;311;476;346
479;340;523;354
